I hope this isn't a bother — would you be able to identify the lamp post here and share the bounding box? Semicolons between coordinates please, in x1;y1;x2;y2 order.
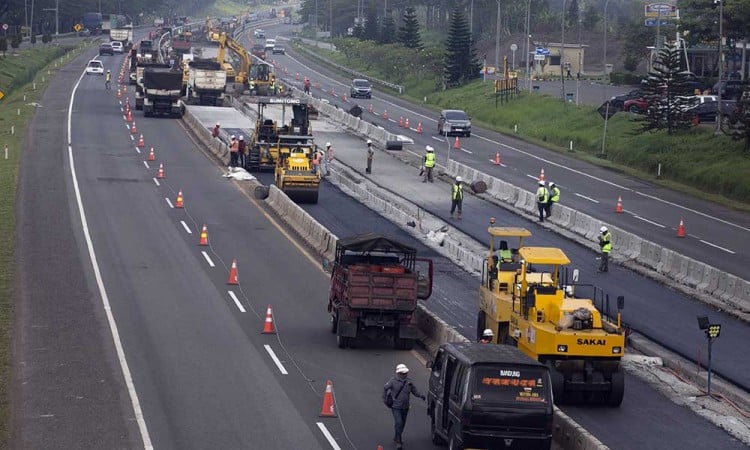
560;0;566;102
602;0;610;102
42;0;58;39
495;0;501;75
525;0;532;92
715;0;724;135
697;316;721;397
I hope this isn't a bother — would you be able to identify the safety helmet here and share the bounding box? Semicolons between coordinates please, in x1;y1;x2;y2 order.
395;364;409;374
426;145;434;152
600;226;608;233
216;122;220;126
538;180;545;185
549;181;555;186
482;329;494;338
107;69;111;72
367;139;372;145
456;176;462;183
230;134;236;139
239;136;244;141
326;142;331;147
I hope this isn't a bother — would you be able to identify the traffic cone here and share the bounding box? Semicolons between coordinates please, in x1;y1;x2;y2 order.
416;122;423;134
148;147;155;161
315;82;320;89
398;116;404;127
137;134;145;147
198;225;209;246
453;136;461;149
122;85;127;93
175;190;184;208
131;122;137;134
126;110;133;122
342;93;348;102
157;163;165;179
125;97;130;108
615;196;623;213
539;168;545;181
295;72;299;80
382;109;388;120
227;259;239;285
677;219;686;237
368;103;373;113
319;380;337;417
494;152;501;165
116;88;122;98
405;118;410;129
262;304;276;334
331;86;336;96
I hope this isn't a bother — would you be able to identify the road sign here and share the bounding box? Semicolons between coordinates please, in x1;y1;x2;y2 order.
510;44;518;52
535;47;550;56
2;24;8;31
645;18;671;26
73;23;82;32
645;3;677;18
534;54;546;61
0;90;4;101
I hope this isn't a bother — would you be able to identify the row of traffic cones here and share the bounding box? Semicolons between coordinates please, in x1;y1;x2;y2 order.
615;195;686;236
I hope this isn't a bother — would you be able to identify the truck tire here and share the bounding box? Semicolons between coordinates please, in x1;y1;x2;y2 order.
448;429;463;450
606;371;625;407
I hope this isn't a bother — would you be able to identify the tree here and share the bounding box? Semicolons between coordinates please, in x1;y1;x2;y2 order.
639;43;697;135
443;6;481;88
620;19;653;72
42;33;52;45
398;6;422;50
566;0;579;29
10;34;21;52
380;16;396;44
725;90;750;151
362;7;379;41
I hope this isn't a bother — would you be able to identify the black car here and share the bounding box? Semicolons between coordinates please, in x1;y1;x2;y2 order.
99;42;114;56
686;100;738;123
272;45;285;55
713;80;750;100
608;89;643;111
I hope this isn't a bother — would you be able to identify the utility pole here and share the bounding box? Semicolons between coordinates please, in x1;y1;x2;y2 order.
42;0;58;40
495;0;501;74
561;0;566;102
525;0;531;92
603;0;610;102
716;0;724;135
470;0;474;36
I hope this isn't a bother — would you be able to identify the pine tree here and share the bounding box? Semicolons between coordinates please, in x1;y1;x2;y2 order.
380;16;396;44
639;43;697;134
398;6;422;50
443;6;481;87
726;90;750;151
362;8;379;42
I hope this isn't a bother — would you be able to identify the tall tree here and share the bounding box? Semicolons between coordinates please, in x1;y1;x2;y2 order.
397;6;422;50
566;0;579;29
443;5;481;87
380;15;396;44
725;90;750;151
362;7;379;41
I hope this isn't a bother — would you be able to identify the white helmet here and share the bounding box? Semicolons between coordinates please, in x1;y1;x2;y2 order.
538;180;545;185
426;145;434;152
326;142;331;147
600;226;608;233
239;135;244;141
367;139;372;145
549;181;555;186
482;329;494;338
456;176;462;183
395;363;409;374
216;122;220;126
230;134;236;139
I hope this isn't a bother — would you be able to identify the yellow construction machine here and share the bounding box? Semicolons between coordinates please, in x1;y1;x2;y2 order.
217;32;278;95
245;97;320;203
478;225;626;406
205;18;221;43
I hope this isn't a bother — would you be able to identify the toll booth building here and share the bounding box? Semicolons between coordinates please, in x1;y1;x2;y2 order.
533;43;588;78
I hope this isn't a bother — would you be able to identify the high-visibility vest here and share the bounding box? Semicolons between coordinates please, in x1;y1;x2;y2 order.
537;186;548;203
550;186;560;203
424;152;436;168
452;184;463;200
601;231;612;254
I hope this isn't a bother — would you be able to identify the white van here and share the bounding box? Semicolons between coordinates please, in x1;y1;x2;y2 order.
264;38;276;51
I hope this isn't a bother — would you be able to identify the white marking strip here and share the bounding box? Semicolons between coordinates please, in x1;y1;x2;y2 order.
143;161;150;169
68;70;153;448
431;136;444;142
227;291;246;313
201;251;215;267
574;193;600;204
699;240;736;254
135;147;141;154
180;221;192;234
152;178;160;186
632;215;666;228
460;148;472;154
129;135;134;141
387;118;396;123
125;124;130;131
526;174;540;181
316;423;342;450
165;198;174;209
264;345;289;375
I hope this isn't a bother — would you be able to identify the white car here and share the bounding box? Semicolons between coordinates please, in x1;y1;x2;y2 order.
85;59;105;75
110;41;124;53
265;38;276;51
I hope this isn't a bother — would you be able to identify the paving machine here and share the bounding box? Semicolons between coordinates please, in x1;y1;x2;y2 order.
246;97;320;203
478;225;626;407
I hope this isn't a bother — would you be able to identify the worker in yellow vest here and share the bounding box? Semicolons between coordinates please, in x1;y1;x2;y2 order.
545;181;560;218
451;176;464;220
598;226;612;273
536;180;548;222
422;146;436;182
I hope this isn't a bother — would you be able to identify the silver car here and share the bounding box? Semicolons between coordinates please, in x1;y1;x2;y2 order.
350;78;372;99
438;109;472;137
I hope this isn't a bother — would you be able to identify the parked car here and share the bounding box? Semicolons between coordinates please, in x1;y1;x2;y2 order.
85;59;105;75
110;41;124;53
272;44;285;55
623;97;651;114
349;78;372;99
686;99;738;123
609;89;643;111
99;42;114;56
713;80;750;100
438;109;472;137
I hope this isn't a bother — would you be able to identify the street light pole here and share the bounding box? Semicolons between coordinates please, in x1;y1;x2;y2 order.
470;0;474;36
716;0;724;135
603;0;610;102
525;0;531;92
42;0;58;40
561;0;566;102
495;0;501;74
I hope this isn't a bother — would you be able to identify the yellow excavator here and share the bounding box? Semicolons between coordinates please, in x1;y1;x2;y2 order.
245;97;320;203
478;223;626;406
217;32;278;95
205;18;221;43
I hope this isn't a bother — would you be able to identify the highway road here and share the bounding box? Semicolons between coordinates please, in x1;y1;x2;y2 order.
12;44;439;449
260;25;750;284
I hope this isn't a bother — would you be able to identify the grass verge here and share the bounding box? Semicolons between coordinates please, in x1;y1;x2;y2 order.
0;41;88;448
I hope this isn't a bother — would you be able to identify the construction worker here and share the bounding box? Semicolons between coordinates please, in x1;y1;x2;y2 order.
450;176;463;220
422;145;436;182
479;328;494;344
212;122;221;138
383;364;425;449
105;70;112;90
598;226;612;273
323;142;333;176
312;147;321;174
303;77;311;95
237;135;246;168
365;139;373;174
536;180;548;222
229;135;239;168
546;181;560;218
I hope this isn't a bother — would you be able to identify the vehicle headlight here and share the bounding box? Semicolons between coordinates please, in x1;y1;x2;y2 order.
612;346;622;354
557;344;568;353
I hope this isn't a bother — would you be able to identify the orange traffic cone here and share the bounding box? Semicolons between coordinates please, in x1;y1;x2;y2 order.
157;163;165;179
125;97;130;108
416;122;423;134
175;190;184;208
262;304;276;334
319;380;337;417
227;259;239;285
615;196;623;213
368;103;373;113
405;118;410;129
198;225;209;246
148;147;155;161
116;88;122;98
398;116;404;127
342;93;348;102
126;110;133;122
122;85;127;93
539;168;545;181
677;219;686;237
131;122;137;134
137;134;145;148
453;136;461;149
382;109;388;120
494;152;501;165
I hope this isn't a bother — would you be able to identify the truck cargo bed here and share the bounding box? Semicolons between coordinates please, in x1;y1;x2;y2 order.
334;265;418;311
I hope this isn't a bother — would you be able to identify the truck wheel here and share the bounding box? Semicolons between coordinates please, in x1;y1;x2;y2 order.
336;334;350;349
476;311;486;342
448;429;462;450
431;414;445;446
606;371;625;407
330;314;337;333
548;363;565;405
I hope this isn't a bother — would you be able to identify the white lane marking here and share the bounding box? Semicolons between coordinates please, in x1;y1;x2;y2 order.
316;423;342;450
526;174;539;181
68;70;153;448
699;239;736;254
487;159;507;167
431;136;444;142
180;221;192;234
201;251;215;267
575;193;600;204
460;148;472;154
124;124;130;131
152;178;160;186
135;147;141;154
633;190;750;233
143;161;150;169
129;135;134;141
165;198;174;209
387;118;396;123
632;215;666;228
264;345;289;375
227;291;246;313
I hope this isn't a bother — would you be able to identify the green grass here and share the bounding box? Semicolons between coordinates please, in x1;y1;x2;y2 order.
0;42;85;449
301;43;750;209
201;0;250;17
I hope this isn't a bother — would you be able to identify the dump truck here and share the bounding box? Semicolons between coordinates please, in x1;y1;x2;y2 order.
110;27;133;49
328;234;433;350
246;97;320;203
478;225;626;407
142;68;185;118
135;62;171;110
185;59;226;106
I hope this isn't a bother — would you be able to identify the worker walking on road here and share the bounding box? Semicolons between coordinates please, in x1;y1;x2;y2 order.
212;122;221;138
545;181;560;218
479;328;494;344
383;364;425;449
229;135;239;168
312;147;321;174
237;135;246;168
105;70;112;90
536;180;548;222
598;226;612;273
303;77;311;95
422;145;436;182
450;176;464;220
365;139;374;174
324;142;333;176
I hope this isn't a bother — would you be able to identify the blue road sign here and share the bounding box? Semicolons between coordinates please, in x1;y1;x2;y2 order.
644;18;671;26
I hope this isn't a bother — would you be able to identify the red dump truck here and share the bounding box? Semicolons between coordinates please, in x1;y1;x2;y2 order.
327;234;433;350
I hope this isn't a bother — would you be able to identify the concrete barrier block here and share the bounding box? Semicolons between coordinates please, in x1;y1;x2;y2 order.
572;212;592;239
684;260;705;289
717;275;738;303
713;271;729;298
697;266;719;293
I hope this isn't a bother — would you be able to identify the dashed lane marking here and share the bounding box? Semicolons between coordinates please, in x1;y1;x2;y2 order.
180;221;192;234
201;251;215;267
264;345;288;375
227;291;246;313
